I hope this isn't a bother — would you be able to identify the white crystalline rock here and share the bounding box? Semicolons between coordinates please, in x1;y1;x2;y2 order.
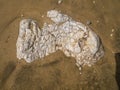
16;10;104;68
47;10;69;23
16;19;41;63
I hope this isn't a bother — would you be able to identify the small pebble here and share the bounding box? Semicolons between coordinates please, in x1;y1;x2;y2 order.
96;20;99;23
86;20;92;25
79;67;82;71
112;29;115;32
110;34;113;37
93;1;96;4
58;0;62;4
41;15;44;18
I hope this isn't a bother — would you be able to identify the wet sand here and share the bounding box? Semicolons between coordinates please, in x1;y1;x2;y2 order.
0;0;120;90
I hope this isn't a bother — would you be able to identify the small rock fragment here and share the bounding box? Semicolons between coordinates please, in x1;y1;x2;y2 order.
110;34;113;37
58;0;62;4
96;20;99;23
86;20;92;25
41;15;44;18
93;0;96;4
112;29;115;32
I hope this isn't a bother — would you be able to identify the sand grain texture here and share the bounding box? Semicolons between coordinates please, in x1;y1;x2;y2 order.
0;0;120;90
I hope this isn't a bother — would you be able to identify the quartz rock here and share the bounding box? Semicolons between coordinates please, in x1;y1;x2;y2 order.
16;10;104;70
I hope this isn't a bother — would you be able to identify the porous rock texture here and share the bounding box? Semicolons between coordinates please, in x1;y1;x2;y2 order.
16;10;104;69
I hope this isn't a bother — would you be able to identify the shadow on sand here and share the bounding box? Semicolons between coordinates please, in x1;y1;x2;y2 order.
115;53;120;89
0;61;16;89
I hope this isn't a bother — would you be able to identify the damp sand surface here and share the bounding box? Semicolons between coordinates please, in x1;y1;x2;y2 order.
0;0;120;90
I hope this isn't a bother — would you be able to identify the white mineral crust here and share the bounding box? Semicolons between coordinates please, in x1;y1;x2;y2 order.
16;10;104;68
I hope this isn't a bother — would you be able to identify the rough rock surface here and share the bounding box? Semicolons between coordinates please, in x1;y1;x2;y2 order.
16;10;104;68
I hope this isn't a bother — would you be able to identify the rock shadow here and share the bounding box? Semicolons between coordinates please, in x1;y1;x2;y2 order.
0;61;16;89
115;53;120;89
